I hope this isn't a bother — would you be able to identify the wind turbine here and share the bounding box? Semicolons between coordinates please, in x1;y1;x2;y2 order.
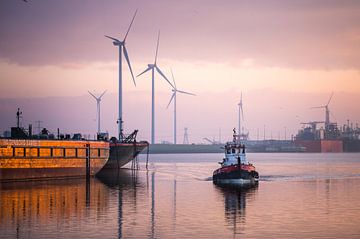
137;31;174;144
166;69;195;144
88;90;107;135
105;9;137;141
238;92;244;137
311;92;334;129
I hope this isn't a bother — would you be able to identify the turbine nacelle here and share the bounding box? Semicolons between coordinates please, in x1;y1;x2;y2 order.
88;90;107;134
112;41;123;46
137;32;174;88
166;69;195;144
166;69;195;108
105;35;122;45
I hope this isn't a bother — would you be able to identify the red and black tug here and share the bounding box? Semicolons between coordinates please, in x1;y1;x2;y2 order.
213;129;259;185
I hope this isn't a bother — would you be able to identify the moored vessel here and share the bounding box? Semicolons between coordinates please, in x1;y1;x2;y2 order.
102;130;148;170
213;129;259;185
0;109;109;182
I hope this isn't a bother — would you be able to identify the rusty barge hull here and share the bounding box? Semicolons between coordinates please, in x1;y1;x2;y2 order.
101;141;148;170
294;139;343;153
0;139;109;182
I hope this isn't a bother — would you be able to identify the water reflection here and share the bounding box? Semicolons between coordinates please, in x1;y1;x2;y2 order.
0;178;109;238
151;172;155;239
214;183;258;237
96;169;145;239
2;153;360;239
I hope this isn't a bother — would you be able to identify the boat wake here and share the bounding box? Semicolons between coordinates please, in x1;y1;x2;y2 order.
260;174;360;182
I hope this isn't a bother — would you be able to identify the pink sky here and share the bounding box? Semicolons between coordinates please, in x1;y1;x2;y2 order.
0;0;359;143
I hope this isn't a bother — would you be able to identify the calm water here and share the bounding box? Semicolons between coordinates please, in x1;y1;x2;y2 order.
1;153;360;239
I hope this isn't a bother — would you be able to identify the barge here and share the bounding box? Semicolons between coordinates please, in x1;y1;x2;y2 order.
0;109;109;182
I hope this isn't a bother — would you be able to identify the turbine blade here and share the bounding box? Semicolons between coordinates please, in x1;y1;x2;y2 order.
88;91;97;99
310;106;325;109
154;30;160;64
137;66;152;78
123;46;136;86
166;93;175;109
123;9;138;42
105;35;121;43
326;92;334;106
171;68;176;89
99;90;107;98
177;90;196;96
155;66;174;88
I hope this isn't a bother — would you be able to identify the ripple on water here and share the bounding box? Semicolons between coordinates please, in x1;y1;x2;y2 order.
1;153;360;238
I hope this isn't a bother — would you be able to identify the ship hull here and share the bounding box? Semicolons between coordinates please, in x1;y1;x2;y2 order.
213;165;259;185
101;141;148;170
0;139;109;182
294;139;343;153
343;139;360;152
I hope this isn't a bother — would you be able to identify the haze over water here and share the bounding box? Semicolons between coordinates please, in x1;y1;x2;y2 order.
1;153;360;239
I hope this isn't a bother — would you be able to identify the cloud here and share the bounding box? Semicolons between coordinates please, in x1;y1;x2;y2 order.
0;0;359;69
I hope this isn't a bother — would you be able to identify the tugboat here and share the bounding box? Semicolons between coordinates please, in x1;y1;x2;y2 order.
213;129;259;185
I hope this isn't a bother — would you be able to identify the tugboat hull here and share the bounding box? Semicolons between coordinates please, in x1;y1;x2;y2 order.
212;130;259;186
213;165;259;185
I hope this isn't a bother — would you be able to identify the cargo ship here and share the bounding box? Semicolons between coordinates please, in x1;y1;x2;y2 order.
0;109;109;182
294;121;344;153
294;93;360;152
213;130;259;185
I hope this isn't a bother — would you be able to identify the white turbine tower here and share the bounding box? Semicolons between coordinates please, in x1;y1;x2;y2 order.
88;90;107;135
105;9;137;141
238;92;244;137
167;69;195;144
311;92;334;129
137;31;174;144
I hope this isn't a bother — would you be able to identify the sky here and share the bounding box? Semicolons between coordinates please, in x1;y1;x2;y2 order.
0;0;359;143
